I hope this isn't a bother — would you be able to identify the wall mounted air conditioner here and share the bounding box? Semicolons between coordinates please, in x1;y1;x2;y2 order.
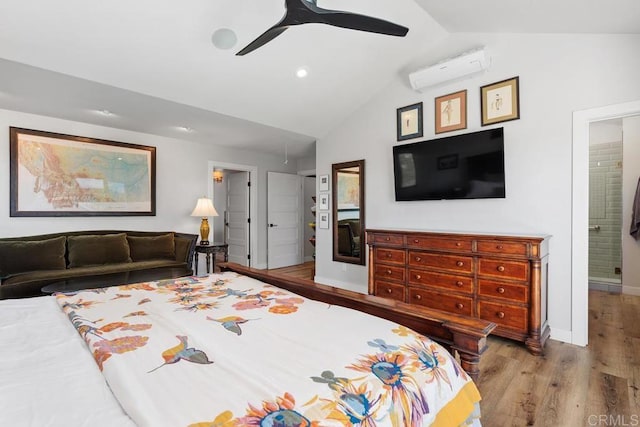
409;48;490;92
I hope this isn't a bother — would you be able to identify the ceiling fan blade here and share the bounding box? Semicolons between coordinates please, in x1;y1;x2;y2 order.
318;11;408;37
236;26;289;56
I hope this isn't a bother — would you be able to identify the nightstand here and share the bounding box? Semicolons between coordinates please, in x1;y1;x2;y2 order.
194;243;229;275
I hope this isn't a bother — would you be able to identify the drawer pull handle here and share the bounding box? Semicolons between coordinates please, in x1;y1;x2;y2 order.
386;269;392;275
456;281;464;287
386;253;393;258
415;294;422;300
415;274;422;280
456;261;464;267
496;245;503;250
456;242;462;247
455;303;464;309
497;287;506;294
385;237;391;241
497;265;505;272
496;311;505;319
413;239;420;244
386;288;393;294
415;256;422;262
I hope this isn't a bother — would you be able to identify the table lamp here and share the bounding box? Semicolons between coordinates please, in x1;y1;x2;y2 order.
191;197;218;245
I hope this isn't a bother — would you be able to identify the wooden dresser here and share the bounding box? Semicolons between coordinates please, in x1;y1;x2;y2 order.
366;229;550;354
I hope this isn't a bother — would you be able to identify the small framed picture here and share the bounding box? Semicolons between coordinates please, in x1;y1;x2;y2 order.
396;102;423;141
318;192;330;211
318;212;329;229
435;90;467;134
319;174;329;191
481;76;520;126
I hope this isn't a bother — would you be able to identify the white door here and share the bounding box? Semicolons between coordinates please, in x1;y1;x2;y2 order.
267;172;302;269
226;171;250;266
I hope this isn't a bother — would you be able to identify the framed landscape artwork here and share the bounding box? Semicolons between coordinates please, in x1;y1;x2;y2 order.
9;127;156;217
435;90;467;134
396;102;423;141
481;76;520;126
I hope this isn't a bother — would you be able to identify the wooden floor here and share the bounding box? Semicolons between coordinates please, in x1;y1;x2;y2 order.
269;263;640;426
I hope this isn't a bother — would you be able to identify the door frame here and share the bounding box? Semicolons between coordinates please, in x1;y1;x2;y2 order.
571;100;640;346
208;161;257;268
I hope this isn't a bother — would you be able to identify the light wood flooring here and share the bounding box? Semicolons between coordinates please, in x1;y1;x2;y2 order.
269;262;640;426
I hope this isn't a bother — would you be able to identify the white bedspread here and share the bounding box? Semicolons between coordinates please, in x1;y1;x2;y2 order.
0;296;135;427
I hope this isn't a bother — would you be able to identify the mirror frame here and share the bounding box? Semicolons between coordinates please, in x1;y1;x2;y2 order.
332;159;365;265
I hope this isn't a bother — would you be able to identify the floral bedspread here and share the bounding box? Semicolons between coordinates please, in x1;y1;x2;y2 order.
55;272;482;427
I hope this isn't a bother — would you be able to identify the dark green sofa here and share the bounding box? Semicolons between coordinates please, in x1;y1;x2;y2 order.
0;230;198;299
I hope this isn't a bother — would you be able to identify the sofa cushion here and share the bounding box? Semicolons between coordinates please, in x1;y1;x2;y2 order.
0;236;67;277
127;233;175;261
67;233;132;267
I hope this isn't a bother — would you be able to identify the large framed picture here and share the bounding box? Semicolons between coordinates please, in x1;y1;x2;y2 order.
435;90;467;134
481;76;520;126
10;127;156;217
396;102;423;141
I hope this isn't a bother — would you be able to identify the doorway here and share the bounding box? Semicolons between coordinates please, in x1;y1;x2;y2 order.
572;100;640;347
208;161;257;268
588;119;623;293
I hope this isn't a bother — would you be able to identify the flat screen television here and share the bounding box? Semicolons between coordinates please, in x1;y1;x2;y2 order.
393;127;505;201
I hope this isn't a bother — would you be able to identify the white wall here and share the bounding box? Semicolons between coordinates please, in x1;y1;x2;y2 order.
315;33;640;340
622;115;640;295
0;109;297;269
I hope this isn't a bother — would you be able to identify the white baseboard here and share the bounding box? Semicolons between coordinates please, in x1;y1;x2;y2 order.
550;327;573;345
314;275;368;294
623;286;640;296
252;262;267;270
303;256;315;263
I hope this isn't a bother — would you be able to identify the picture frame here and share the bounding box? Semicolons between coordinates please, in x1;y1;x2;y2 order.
396;102;423;141
318;212;330;229
319;174;330;192
10;127;156;217
435;90;467;134
318;192;330;211
481;76;520;126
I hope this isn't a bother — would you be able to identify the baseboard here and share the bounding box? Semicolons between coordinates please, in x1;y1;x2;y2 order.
314;275;367;294
252;262;268;270
303;256;315;263
550;327;573;344
623;286;640;296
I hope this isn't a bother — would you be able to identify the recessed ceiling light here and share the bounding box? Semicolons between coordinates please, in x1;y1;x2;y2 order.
211;28;238;50
177;126;194;133
96;109;115;117
296;67;309;78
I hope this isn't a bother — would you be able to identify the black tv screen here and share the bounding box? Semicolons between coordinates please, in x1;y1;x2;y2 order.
393;128;505;201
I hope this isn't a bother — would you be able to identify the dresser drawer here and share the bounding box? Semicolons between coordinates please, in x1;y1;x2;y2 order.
374;248;405;265
407;288;473;316
373;264;405;282
478;258;529;281
406;235;473;252
477;240;528;257
409;251;474;274
408;269;473;294
478;300;528;333
369;232;404;246
374;281;405;302
478;279;528;303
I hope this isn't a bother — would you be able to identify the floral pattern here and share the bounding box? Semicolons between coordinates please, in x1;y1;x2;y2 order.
54;272;481;427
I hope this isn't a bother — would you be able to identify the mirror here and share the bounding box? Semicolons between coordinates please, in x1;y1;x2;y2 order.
332;159;365;265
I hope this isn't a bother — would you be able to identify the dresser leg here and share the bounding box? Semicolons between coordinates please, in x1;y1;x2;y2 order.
525;324;550;355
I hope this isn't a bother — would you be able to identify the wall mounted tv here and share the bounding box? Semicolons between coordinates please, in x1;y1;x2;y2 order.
393;127;505;201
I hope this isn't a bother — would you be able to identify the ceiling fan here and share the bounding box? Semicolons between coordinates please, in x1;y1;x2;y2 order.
236;0;409;56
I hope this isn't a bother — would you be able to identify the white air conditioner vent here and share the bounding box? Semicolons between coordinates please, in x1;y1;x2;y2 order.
409;48;490;92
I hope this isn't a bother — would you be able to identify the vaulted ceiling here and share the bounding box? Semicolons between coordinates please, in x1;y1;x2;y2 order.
0;0;638;158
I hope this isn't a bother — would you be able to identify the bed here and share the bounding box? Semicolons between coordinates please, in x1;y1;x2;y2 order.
1;264;495;426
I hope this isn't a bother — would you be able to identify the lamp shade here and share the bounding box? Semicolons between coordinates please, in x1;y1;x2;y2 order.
191;198;219;217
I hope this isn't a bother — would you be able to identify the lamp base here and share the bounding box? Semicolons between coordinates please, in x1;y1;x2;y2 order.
199;240;210;246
